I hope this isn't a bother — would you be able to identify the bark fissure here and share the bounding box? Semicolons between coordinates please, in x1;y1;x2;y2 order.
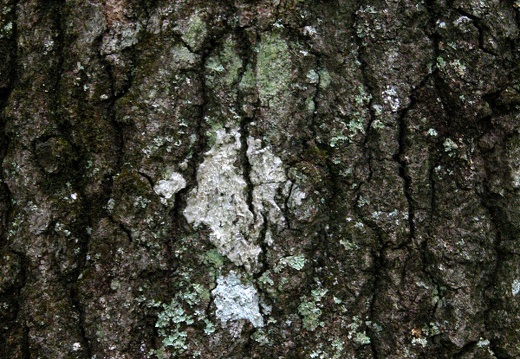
351;7;384;358
1;1;519;357
394;105;416;243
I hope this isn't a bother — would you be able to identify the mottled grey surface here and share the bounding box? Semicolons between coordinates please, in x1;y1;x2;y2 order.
0;0;519;358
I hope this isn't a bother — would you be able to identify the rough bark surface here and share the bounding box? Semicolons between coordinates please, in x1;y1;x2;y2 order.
1;0;519;358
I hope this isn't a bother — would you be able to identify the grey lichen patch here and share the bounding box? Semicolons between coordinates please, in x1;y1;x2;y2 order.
101;21;143;55
183;128;261;271
256;31;292;106
239;64;256;90
318;69;331;89
184;128;287;272
276;255;306;271
169;44;199;69
176;13;207;52
148;281;212;357
212;272;264;328
443;138;459;156
153;171;186;205
347;316;371;345
382;85;401;112
205;36;243;89
298;288;328;331
298;301;322;331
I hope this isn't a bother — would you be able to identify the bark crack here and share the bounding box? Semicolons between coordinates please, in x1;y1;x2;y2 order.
351;6;382;357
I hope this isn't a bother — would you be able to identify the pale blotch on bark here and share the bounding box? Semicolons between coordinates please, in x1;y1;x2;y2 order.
183;127;287;273
212;272;264;328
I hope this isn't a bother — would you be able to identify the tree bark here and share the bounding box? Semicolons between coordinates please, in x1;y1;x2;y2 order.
1;0;519;358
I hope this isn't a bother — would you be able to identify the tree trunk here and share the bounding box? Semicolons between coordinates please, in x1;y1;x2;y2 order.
1;0;519;358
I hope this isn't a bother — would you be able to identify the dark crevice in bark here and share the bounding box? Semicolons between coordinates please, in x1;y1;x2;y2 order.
394;105;416;244
0;5;22;356
21;321;29;359
351;5;375;197
234;26;272;281
103;68;127;175
138;171;155;190
489;339;513;359
8;248;29;359
304;44;324;148
392;75;432;248
254;213;269;282
452;340;480;358
422;1;456;320
477;189;508;354
0;0;18;251
70;285;92;358
49;0;66;104
239;114;256;222
53;3;95;355
182;40;218;200
428;161;437;225
365;237;384;359
454;8;498;57
282;180;294;230
0;112;13;248
100;31;134;246
235;25;257;218
118;221;134;243
351;6;383;358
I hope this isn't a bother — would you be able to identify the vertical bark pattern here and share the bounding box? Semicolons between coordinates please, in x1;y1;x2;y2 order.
0;0;519;358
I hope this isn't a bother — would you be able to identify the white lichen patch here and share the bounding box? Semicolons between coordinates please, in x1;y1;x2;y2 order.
154;172;186;201
382;86;400;112
212;273;264;328
443;138;459;156
184;128;287;272
247;137;287;230
511;168;520;189
184;128;260;270
512;279;520;296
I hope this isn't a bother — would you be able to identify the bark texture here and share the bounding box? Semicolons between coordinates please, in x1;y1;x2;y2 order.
1;0;520;358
